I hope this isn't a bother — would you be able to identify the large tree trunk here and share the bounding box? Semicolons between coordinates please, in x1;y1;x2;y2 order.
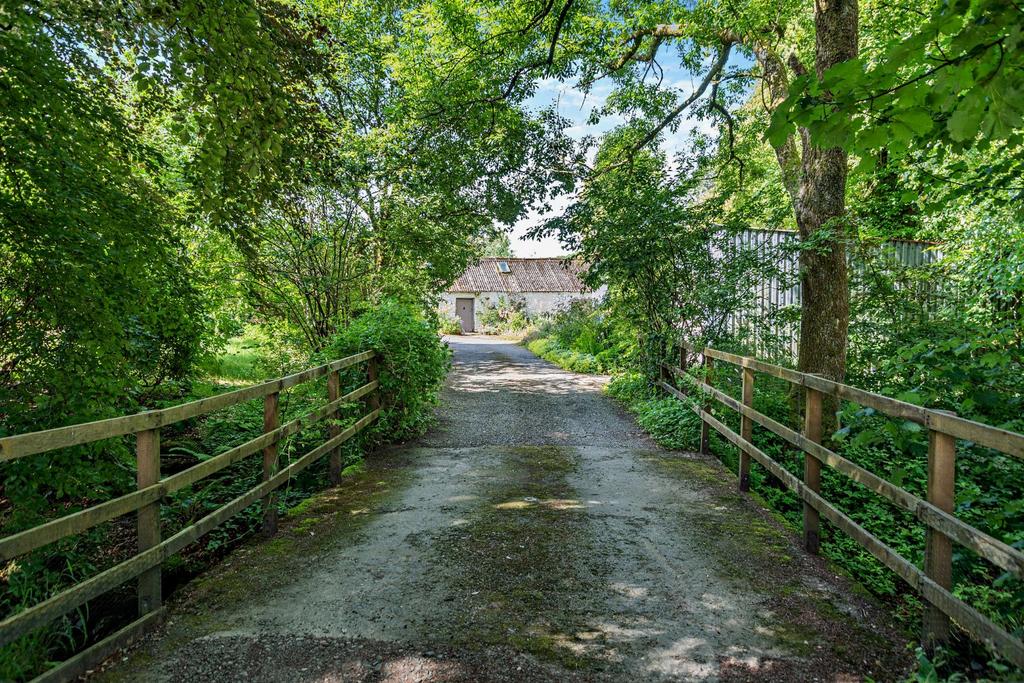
795;0;858;383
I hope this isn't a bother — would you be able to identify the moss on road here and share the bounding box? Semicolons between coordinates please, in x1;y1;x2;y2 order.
95;337;911;682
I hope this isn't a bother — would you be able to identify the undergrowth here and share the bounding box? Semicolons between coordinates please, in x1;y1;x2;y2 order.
522;299;635;374
0;302;450;681
607;365;1024;682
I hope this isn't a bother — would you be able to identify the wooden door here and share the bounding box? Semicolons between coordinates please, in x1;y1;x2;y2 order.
455;298;474;333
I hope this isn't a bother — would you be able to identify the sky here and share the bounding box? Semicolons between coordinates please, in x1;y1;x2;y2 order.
508;63;718;257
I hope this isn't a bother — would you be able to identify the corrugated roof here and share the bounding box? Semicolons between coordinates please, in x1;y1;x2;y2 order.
448;258;590;293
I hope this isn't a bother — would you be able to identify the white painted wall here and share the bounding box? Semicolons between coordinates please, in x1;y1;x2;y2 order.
440;288;605;331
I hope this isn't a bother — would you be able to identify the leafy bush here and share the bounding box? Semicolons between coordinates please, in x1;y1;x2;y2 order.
527;336;605;374
548;299;607;349
634;398;702;450
198;323;305;382
321;300;451;441
605;372;656;403
478;296;531;335
528;299;636;372
438;313;463;335
606;373;701;450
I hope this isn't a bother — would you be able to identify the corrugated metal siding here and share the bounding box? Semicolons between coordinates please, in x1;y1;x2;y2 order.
721;229;946;359
448;258;589;293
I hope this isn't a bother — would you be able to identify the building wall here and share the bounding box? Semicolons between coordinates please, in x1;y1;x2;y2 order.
440;289;605;331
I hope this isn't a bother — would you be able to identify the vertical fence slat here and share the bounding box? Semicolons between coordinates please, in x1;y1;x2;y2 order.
136;429;161;616
725;229;945;361
803;384;823;554
739;367;754;491
327;371;342;485
262;391;280;536
923;413;957;649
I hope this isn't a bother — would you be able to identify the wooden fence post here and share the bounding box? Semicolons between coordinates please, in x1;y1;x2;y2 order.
923;413;956;650
739;367;754;492
262;391;280;536
136;428;161;616
700;354;713;455
803;382;823;554
327;370;342;485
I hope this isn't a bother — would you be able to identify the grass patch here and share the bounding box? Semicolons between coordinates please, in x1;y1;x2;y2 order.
605;372;702;450
525;336;605;374
200;336;268;382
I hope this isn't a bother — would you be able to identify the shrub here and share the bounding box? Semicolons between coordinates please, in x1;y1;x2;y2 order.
321;300;452;440
478;296;530;335
606;373;701;450
438;313;462;335
606;372;656;403
527;299;637;372
632;398;702;450
527;336;605;374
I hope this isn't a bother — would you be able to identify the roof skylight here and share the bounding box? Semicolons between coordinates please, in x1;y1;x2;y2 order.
497;260;511;273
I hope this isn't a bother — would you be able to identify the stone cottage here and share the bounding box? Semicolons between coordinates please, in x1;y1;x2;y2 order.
440;257;603;333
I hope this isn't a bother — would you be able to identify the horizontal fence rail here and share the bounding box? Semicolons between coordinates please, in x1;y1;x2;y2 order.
0;351;382;682
664;342;1024;669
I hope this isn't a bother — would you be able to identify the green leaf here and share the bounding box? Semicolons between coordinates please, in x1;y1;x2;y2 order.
897;108;934;135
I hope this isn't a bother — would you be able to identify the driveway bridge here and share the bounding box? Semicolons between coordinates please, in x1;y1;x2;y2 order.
101;336;907;682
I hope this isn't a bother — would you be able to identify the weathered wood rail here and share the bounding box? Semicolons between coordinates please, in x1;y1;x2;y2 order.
664;342;1024;669
0;351;381;682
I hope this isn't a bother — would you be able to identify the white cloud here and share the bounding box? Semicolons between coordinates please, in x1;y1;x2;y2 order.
510;193;574;257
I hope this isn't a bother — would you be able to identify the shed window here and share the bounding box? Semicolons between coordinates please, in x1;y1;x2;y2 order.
497;261;511;273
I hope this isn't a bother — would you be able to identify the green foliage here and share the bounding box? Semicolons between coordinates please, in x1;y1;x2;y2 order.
527;300;638;372
633;398;702;451
198;325;299;383
438;313;464;336
534;143;770;371
321;300;452;441
478;297;531;335
771;0;1024;204
3;0;1023;676
604;372;656;404
606;374;701;450
527;337;603;374
0;9;209;522
477;230;515;258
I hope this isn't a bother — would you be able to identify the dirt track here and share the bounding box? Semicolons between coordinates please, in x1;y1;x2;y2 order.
98;336;911;682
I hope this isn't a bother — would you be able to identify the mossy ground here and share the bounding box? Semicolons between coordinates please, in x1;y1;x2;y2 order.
95;451;415;681
641;450;904;678
425;446;615;672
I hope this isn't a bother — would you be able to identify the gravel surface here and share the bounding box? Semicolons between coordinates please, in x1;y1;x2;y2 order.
95;336;912;682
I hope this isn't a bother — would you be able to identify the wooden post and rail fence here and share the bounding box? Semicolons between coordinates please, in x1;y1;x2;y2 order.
664;341;1024;668
0;351;382;682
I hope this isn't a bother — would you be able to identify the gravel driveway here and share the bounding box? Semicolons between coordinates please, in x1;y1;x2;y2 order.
97;336;910;682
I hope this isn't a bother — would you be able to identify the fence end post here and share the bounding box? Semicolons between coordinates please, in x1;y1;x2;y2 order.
136;428;161;617
803;380;823;554
923;411;956;651
262;391;280;536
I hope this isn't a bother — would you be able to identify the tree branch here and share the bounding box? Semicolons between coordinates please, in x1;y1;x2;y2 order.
596;41;734;174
